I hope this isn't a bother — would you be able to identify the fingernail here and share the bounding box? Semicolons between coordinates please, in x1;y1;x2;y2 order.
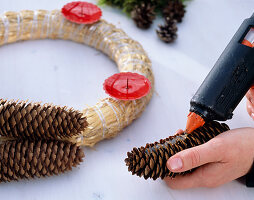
168;157;183;171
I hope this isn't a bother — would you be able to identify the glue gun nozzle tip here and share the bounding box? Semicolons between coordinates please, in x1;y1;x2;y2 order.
185;112;205;134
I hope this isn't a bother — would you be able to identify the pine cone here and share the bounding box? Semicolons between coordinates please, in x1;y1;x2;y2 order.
124;0;158;13
157;17;178;43
0;140;84;182
125;121;230;180
0;99;87;140
163;0;186;23
131;2;156;29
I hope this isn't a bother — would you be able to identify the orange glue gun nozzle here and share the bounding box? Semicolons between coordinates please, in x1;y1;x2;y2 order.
185;112;205;134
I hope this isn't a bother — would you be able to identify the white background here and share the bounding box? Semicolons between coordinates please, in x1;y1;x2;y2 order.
0;0;254;199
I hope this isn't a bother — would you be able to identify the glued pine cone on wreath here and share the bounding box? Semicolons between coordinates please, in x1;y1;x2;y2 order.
0;140;84;182
125;121;230;180
157;17;178;43
131;2;156;29
0;99;87;140
163;0;186;23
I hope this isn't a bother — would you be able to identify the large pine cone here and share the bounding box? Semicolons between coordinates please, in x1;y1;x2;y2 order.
0;140;84;182
131;2;156;29
163;0;186;23
125;121;230;180
0;100;87;140
157;17;178;43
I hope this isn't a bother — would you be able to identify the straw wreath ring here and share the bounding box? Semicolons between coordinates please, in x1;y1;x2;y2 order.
0;1;154;182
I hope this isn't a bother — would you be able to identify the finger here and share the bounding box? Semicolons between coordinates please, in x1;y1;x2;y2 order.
165;162;225;189
166;139;223;172
246;88;254;103
246;100;254;120
246;91;251;102
175;129;184;134
164;169;203;189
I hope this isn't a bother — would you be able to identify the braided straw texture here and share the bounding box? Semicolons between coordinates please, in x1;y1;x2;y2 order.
0;140;84;182
125;121;230;180
0;10;154;147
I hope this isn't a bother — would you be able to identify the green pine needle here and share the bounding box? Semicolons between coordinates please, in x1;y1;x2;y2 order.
98;0;124;8
98;0;190;15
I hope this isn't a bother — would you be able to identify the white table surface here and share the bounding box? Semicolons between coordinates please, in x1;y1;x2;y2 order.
0;0;254;199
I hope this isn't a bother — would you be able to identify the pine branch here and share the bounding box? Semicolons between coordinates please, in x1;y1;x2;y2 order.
99;0;191;15
98;0;125;8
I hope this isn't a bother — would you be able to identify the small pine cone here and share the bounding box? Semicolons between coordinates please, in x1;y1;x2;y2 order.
0;100;87;140
0;140;84;182
156;17;178;43
163;0;186;23
131;2;156;29
125;121;230;180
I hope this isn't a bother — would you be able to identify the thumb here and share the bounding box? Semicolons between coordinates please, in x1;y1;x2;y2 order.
166;140;222;172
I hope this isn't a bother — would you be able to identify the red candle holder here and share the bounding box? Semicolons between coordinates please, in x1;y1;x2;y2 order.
103;72;151;100
61;1;102;24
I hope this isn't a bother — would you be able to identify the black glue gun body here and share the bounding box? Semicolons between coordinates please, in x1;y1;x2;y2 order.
190;14;254;122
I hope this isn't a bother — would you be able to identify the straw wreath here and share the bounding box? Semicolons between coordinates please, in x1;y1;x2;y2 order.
0;10;154;146
0;9;154;182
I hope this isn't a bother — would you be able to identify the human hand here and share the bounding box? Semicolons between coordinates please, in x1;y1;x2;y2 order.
164;128;254;189
246;88;254;120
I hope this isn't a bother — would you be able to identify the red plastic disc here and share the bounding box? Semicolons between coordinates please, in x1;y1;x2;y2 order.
103;72;151;100
61;1;102;24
